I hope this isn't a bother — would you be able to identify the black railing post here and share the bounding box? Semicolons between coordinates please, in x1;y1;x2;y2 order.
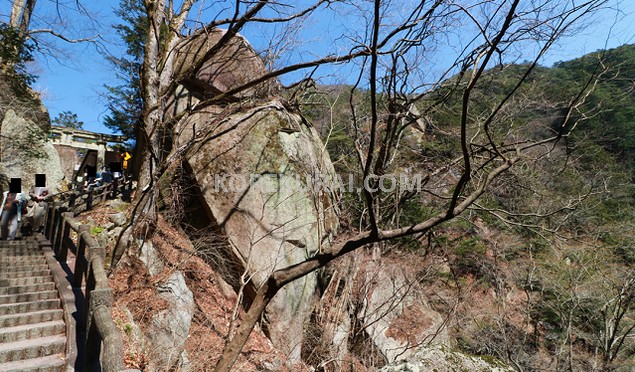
68;191;77;210
86;187;94;211
112;178;119;199
52;206;67;255
58;212;73;262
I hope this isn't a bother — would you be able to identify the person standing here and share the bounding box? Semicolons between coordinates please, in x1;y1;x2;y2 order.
27;174;50;233
1;178;28;240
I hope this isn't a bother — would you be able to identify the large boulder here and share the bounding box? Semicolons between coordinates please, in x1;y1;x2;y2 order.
0;81;64;193
165;30;339;362
0;76;50;132
0;105;64;192
171;28;280;105
182;101;339;362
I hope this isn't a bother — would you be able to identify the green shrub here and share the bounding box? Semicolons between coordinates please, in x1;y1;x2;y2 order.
90;226;105;236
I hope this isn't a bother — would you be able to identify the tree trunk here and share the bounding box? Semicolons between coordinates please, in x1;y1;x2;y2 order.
9;0;27;28
18;0;36;36
9;0;36;37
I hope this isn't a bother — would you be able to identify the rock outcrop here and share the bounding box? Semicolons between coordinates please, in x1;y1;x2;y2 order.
312;253;449;368
171;28;280;101
378;346;513;372
0;76;64;193
185;101;339;361
165;29;339;362
352;259;448;364
138;241;195;371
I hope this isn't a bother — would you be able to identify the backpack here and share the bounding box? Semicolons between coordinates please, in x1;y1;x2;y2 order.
3;193;16;212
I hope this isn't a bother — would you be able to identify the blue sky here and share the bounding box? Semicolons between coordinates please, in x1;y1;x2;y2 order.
16;0;635;135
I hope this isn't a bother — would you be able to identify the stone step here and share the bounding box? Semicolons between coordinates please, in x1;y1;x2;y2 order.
0;249;41;254
0;248;43;253
0;269;51;279
0;256;47;264
0;355;65;372
0;309;63;328
0;244;41;250
1;275;53;287
0;255;44;262
0;264;50;274
0;282;56;295
0;320;65;343
0;290;58;304
0;240;70;371
0;241;39;248
0;262;48;271
0;241;40;247
0;246;42;251
0;250;42;257
0;257;47;263
0;334;66;363
0;298;60;316
0;353;65;372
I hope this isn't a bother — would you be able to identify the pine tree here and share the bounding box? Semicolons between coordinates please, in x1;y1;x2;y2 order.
51;111;84;129
0;24;36;97
102;0;146;139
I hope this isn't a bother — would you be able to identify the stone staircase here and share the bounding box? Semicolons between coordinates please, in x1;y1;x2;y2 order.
0;239;68;372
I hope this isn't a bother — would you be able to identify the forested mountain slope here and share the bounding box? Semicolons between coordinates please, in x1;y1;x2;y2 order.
300;44;635;371
106;44;635;371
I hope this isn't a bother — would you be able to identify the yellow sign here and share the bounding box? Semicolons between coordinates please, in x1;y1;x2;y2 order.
122;152;132;170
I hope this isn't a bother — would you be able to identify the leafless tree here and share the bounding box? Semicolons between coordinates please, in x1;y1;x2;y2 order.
6;0;101;40
3;0;104;65
116;0;618;370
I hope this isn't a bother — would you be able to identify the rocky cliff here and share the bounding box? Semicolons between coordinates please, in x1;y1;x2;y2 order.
122;28;512;370
0;74;64;193
153;29;340;363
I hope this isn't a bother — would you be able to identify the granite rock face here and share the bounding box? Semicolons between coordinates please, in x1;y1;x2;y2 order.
378;346;513;372
138;241;195;371
165;30;339;362
185;101;339;361
0;76;64;193
171;28;280;102
147;271;194;371
353;259;448;364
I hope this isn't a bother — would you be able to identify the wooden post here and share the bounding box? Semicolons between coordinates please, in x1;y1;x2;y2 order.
113;178;119;198
52;206;67;255
73;225;90;288
86;187;94;211
84;306;101;372
83;256;100;362
41;202;50;234
85;288;115;371
58;212;73;262
68;191;77;210
101;185;108;204
122;179;132;202
45;201;60;239
94;306;124;372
